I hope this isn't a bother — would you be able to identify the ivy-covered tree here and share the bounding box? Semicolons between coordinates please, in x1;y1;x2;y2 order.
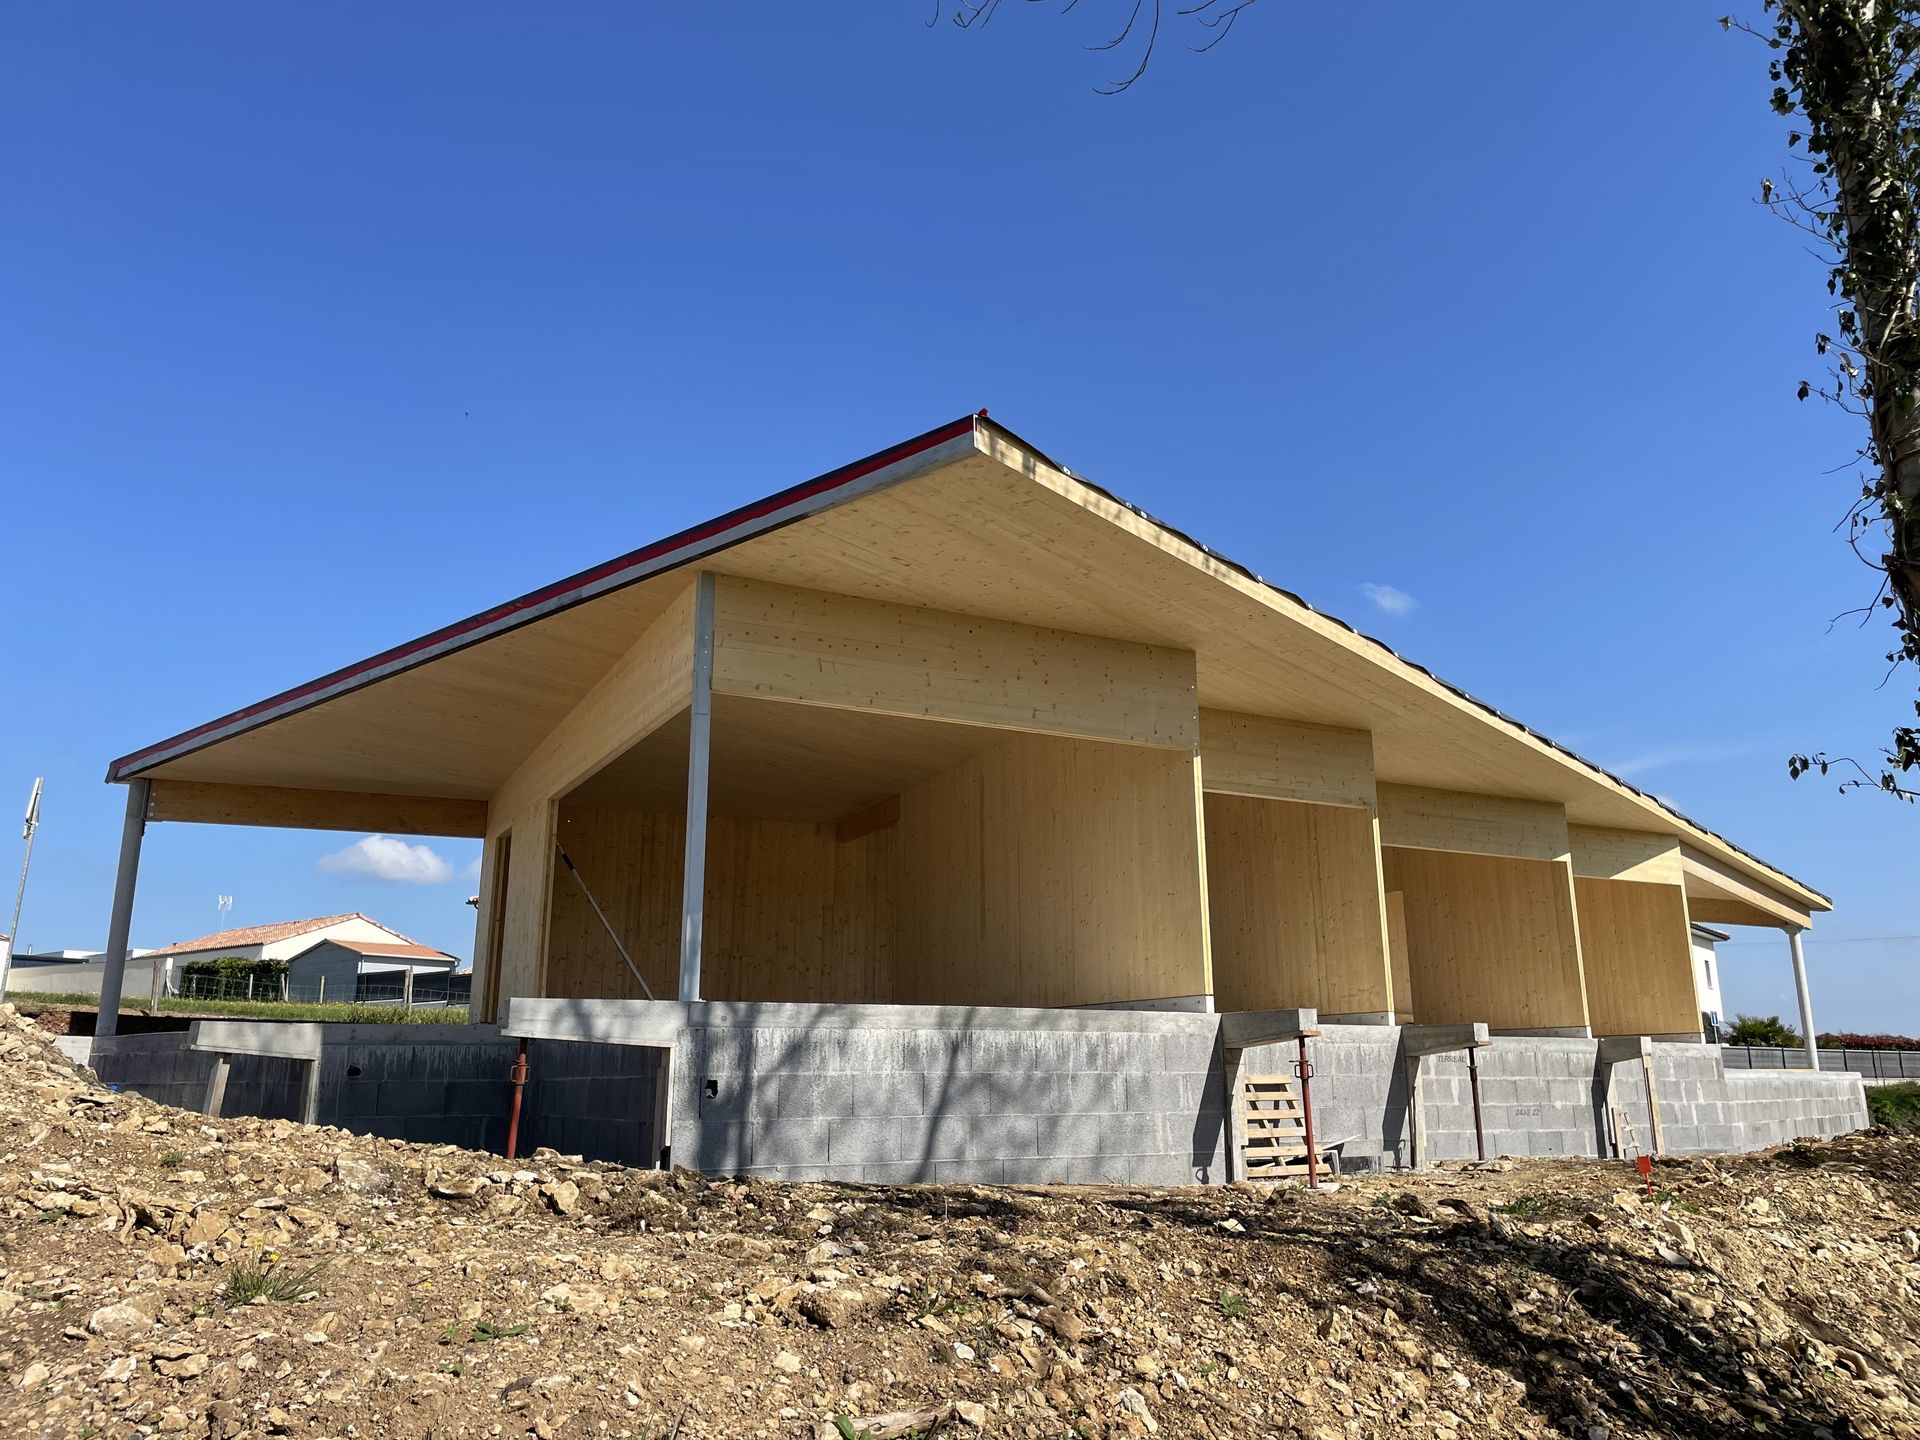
935;2;1919;798
1734;2;1920;800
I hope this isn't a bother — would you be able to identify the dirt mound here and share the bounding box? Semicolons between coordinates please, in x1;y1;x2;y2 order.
1;1004;1916;1439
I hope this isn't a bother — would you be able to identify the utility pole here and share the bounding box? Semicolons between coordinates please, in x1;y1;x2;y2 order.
1;778;44;1000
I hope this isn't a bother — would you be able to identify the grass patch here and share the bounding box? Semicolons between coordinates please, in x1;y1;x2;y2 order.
441;1317;530;1344
220;1256;329;1308
1491;1192;1581;1220
8;992;466;1025
1867;1081;1920;1132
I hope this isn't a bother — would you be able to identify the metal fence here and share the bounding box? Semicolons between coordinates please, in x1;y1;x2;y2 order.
169;970;471;1010
1723;1044;1920;1081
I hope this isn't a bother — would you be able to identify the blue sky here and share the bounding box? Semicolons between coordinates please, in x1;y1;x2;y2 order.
1;4;1912;1030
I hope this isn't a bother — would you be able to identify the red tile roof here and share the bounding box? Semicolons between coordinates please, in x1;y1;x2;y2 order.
146;913;422;958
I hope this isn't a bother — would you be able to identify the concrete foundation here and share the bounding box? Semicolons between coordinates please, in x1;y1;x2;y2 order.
1249;1024;1866;1171
84;1003;1866;1183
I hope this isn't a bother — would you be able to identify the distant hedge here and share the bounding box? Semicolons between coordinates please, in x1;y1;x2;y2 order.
178;955;288;986
1818;1032;1920;1052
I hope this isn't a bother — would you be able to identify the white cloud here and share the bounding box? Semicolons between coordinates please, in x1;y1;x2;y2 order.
1359;583;1417;616
463;855;483;883
317;834;455;885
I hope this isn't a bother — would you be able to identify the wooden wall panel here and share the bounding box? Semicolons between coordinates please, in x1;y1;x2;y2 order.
1377;784;1571;862
1380;845;1588;1031
1202;794;1392;1016
711;576;1199;750
1198;710;1376;810
495;800;557;1006
894;732;1212;1007
1575;877;1701;1037
542;806;896;1004
1384;890;1413;1023
1569;825;1683;884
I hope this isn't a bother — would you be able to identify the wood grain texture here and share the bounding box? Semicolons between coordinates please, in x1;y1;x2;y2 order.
1198;709;1376;810
543;805;896;1004
1681;846;1813;929
711;575;1199;750
1569;825;1683;884
894;732;1212;1008
1377;784;1571;863
1384;890;1413;1023
1575;877;1700;1037
1203;794;1392;1016
490;580;698;827
146;780;486;837
1380;845;1589;1030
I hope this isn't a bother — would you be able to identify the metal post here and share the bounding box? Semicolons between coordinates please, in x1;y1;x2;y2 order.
96;780;150;1039
678;572;715;1003
1295;1035;1318;1188
1;776;44;1000
318;976;325;1005
1788;926;1819;1072
1466;1045;1486;1162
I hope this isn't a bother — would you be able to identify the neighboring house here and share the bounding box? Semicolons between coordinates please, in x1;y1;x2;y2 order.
147;914;440;999
283;937;460;1004
1693;923;1731;1039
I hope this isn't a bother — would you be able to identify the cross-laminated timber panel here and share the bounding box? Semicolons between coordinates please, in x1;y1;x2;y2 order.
1381;845;1589;1032
1377;784;1571;862
894;731;1213;1009
1203;793;1394;1018
1574;876;1701;1037
542;806;896;1005
710;575;1199;750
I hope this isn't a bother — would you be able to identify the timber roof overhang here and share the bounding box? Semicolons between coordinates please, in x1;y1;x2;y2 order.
106;412;1829;918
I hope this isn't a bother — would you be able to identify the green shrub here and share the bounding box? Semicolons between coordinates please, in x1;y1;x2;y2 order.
1867;1082;1920;1132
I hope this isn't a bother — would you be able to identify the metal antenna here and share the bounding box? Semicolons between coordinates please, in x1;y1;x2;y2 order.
1;778;44;1000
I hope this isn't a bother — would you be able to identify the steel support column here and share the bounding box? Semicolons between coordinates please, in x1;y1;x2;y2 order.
97;779;151;1039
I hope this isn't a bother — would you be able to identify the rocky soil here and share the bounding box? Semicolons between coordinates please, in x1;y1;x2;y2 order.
2;1007;1919;1440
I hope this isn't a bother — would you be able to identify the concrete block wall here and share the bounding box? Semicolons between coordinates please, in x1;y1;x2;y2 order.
522;1040;662;1168
662;1002;1230;1185
89;1008;1866;1184
1275;1026;1866;1172
92;1025;521;1151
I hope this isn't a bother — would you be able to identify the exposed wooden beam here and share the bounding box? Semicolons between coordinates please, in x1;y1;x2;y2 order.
711;575;1199;750
1198;709;1376;810
146;779;486;837
1569;825;1683;884
834;794;901;844
1680;846;1813;931
1377;784;1570;863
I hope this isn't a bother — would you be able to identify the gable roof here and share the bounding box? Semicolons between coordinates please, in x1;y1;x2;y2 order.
103;413;1827;916
147;913;419;958
288;938;456;963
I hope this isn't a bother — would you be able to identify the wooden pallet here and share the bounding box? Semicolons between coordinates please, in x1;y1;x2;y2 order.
1242;1073;1315;1178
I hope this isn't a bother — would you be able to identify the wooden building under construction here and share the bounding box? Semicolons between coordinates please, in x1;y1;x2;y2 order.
92;415;1857;1180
